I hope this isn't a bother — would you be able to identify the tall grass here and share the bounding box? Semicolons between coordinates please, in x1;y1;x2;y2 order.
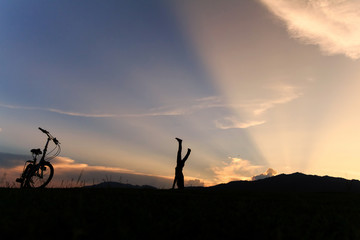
0;172;16;188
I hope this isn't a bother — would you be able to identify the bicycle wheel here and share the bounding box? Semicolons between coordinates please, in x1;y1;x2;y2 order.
27;162;54;188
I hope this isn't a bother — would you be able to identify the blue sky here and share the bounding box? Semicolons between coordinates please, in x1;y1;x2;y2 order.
1;0;360;187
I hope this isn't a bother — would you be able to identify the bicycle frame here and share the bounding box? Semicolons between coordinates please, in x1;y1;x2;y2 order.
39;136;52;164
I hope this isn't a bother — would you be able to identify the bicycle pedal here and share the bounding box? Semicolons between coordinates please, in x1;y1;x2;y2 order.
16;178;23;183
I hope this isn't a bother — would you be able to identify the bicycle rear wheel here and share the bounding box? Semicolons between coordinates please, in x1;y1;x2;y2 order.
20;163;33;188
27;162;54;188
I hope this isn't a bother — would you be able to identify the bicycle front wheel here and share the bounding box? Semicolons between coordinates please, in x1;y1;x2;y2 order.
27;162;54;188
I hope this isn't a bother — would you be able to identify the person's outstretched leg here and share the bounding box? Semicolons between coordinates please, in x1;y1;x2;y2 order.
176;138;182;163
182;148;191;162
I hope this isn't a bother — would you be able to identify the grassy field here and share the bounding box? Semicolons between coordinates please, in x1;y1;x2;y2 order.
1;188;360;240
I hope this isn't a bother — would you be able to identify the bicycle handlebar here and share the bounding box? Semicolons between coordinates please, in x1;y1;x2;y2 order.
39;127;49;134
38;127;60;145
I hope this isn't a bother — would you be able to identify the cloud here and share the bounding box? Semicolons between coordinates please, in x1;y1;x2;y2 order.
0;97;224;119
0;152;27;168
251;85;302;115
216;118;266;129
0;153;26;186
260;0;360;59
47;109;116;118
129;96;225;117
133;87;301;128
0;85;301;130
185;179;205;187
251;168;277;181
215;85;302;129
0;128;2;132
51;157;90;170
0;103;117;118
211;157;263;183
0;101;189;118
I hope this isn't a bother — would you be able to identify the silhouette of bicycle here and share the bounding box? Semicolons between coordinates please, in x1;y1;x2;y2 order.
16;127;61;188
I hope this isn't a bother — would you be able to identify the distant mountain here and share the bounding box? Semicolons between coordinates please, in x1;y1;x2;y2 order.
83;173;360;192
84;181;157;189
211;172;360;192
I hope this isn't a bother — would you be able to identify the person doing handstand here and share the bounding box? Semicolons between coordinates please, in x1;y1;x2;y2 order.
172;138;191;190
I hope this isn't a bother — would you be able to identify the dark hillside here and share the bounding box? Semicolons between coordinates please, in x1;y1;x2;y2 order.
84;181;157;189
212;172;360;192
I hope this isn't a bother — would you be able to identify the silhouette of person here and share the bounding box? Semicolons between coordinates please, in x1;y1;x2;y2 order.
172;138;191;190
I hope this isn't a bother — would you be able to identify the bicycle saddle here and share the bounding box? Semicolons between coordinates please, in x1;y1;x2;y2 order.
31;148;42;155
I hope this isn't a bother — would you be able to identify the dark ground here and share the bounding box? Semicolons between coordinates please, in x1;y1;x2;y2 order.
1;188;360;240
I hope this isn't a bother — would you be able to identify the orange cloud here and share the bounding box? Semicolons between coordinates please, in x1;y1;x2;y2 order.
211;157;263;184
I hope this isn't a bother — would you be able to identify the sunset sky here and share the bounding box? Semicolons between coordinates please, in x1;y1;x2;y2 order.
1;0;360;188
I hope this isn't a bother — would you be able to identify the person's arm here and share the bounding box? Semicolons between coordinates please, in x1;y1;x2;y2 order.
172;176;177;189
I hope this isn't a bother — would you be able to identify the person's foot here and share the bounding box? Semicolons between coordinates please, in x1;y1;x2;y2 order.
175;137;182;142
188;148;191;152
